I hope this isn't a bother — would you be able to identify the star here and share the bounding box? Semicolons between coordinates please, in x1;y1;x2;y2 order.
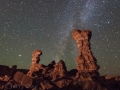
19;55;22;57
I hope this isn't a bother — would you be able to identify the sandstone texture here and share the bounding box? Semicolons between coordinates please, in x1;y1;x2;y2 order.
72;29;100;73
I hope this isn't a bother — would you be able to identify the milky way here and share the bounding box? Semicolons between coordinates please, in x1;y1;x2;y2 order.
0;0;120;75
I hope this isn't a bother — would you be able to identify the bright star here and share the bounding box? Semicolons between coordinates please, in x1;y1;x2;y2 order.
19;55;21;57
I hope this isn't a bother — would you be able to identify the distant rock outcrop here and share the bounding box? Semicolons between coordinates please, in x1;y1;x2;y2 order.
72;29;99;73
52;60;67;81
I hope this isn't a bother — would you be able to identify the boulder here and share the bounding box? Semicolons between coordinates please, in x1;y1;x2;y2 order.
13;71;24;83
21;75;33;88
54;79;72;89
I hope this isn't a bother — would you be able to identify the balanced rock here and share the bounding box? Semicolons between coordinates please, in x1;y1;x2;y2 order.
27;50;43;77
72;29;99;73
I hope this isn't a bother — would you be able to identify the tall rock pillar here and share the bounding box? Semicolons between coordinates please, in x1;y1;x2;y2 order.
27;50;42;76
72;29;99;73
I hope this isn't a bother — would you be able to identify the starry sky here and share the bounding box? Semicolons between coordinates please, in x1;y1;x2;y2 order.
0;0;120;75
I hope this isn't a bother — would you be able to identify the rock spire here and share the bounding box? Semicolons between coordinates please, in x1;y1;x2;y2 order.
72;29;99;73
27;50;42;76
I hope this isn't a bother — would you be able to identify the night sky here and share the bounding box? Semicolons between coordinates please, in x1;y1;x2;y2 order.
0;0;120;75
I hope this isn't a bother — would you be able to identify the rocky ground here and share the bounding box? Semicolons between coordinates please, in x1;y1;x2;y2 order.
0;64;120;90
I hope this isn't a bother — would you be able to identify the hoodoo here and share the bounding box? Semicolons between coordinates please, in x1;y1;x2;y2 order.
27;50;43;76
72;29;99;73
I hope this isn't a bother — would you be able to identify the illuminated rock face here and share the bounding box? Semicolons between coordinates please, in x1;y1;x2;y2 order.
52;60;67;81
72;29;99;72
31;50;42;64
27;50;42;76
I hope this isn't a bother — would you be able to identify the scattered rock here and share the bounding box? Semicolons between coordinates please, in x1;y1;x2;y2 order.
54;79;72;89
40;80;56;90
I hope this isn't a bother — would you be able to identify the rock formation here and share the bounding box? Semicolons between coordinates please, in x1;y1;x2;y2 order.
72;29;99;73
1;29;120;90
27;50;43;76
52;60;67;81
